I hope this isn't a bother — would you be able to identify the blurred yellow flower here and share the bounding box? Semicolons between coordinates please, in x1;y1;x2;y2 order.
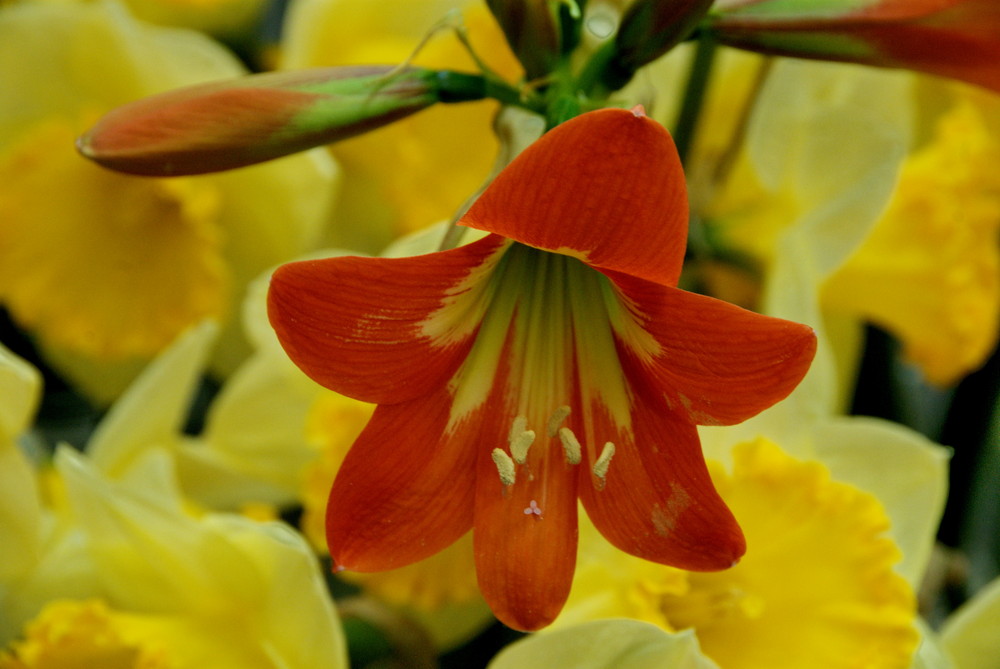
118;0;268;40
559;439;921;669
281;0;522;252
823;96;1000;386
0;0;337;402
680;51;1000;386
0;599;170;669
1;443;348;669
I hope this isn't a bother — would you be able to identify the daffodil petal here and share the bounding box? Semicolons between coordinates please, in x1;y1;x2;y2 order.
0;342;40;440
941;575;1000;669
267;235;507;404
488;621;720;669
462;108;689;287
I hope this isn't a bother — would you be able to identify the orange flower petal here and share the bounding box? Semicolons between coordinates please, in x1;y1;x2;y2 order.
326;385;476;571
461;108;689;287
612;273;817;426
578;394;745;572
267;235;506;404
471;356;580;632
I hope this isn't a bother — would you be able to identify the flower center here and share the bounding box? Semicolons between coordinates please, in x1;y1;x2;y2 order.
0;117;227;360
452;243;630;491
565;439;920;669
0;599;170;669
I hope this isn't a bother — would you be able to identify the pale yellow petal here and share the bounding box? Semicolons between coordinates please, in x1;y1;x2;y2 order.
0;435;43;583
0;342;40;440
813;416;950;589
489;622;719;669
87;323;217;478
53;447;347;668
941;576;1000;669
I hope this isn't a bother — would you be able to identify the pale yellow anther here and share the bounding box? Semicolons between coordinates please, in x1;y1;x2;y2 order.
558;426;582;465
593;441;616;484
492;448;516;486
546;405;572;437
508;416;528;444
510;430;536;464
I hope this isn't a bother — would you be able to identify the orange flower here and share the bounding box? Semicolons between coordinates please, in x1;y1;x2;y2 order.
267;108;817;631
711;0;1000;92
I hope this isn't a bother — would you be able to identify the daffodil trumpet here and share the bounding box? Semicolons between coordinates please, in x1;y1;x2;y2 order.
267;107;817;631
77;65;499;176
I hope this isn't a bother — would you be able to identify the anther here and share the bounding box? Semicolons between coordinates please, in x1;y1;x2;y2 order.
546;405;571;438
508;416;528;444
510;430;536;464
558;427;582;465
593;441;616;487
491;448;516;487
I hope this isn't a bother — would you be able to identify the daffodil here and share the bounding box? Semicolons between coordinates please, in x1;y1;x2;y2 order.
673;52;999;388
0;446;348;669
1;332;347;667
267;107;817;630
557;436;941;669
0;0;337;402
822;88;1000;386
709;0;1000;93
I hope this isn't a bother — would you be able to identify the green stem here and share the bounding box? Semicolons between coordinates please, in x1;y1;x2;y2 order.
672;30;717;167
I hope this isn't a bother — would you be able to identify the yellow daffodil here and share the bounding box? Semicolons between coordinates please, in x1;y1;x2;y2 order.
823;88;1000;386
2;334;346;667
675;48;1000;387
556;435;941;669
0;0;337;403
280;0;522;252
0;445;347;669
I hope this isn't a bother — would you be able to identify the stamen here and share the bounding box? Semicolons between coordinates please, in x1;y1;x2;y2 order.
558;426;582;465
508;416;528;444
546;405;572;437
523;499;543;517
593;441;616;487
510;430;536;464
491;448;516;487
